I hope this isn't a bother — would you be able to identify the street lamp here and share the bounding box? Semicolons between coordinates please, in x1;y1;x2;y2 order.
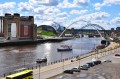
39;65;41;79
78;56;80;67
24;60;25;68
61;52;64;73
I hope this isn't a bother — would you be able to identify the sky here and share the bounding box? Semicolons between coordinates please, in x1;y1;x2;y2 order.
0;0;120;30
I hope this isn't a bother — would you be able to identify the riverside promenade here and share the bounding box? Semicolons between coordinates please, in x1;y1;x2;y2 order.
1;42;120;79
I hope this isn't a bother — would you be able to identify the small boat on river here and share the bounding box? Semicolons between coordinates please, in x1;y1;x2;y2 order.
57;45;72;51
36;57;47;63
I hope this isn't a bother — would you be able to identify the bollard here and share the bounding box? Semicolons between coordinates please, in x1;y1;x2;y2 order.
36;66;37;69
9;72;11;75
4;74;5;77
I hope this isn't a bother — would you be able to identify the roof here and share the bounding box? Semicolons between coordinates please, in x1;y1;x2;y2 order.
6;70;32;78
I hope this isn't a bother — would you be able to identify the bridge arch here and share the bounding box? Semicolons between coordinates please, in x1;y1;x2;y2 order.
80;23;106;39
80;24;105;30
59;20;106;39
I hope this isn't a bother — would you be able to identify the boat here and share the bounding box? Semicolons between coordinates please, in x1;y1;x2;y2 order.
57;45;72;51
36;57;47;63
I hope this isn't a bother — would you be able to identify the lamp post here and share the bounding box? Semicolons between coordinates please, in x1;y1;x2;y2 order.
39;64;41;79
24;60;25;68
61;52;64;73
78;56;80;67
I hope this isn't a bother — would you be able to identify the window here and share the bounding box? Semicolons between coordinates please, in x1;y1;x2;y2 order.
24;26;28;36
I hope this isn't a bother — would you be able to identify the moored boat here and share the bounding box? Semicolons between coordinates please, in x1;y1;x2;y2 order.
57;48;72;51
36;57;47;63
57;45;72;51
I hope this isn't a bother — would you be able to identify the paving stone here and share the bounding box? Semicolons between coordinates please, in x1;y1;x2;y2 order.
76;73;87;78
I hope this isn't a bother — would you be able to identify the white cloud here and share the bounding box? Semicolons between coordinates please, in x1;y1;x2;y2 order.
111;17;120;25
0;2;16;15
29;0;59;6
58;0;89;8
74;0;89;6
94;3;102;10
34;7;61;22
64;12;111;29
75;12;110;21
0;2;16;9
94;0;120;10
35;12;69;23
70;10;88;15
57;12;69;17
55;17;68;23
103;0;120;5
34;7;45;14
18;2;34;12
57;0;75;8
44;7;61;15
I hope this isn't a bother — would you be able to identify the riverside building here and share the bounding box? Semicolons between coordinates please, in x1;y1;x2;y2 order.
0;13;37;41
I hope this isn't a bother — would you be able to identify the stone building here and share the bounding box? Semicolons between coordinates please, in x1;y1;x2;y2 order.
0;13;37;40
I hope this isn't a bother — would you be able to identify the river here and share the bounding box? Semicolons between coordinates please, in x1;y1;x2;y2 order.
0;37;102;77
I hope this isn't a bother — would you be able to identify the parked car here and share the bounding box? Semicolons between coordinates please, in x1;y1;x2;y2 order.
86;62;95;67
115;54;120;56
96;60;102;64
79;66;88;70
64;70;73;74
71;67;81;72
81;64;90;68
93;60;101;65
93;61;99;65
104;59;112;62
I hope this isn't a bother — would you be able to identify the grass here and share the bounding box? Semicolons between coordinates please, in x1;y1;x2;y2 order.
38;31;56;36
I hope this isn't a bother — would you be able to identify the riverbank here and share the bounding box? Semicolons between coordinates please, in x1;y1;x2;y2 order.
0;37;73;47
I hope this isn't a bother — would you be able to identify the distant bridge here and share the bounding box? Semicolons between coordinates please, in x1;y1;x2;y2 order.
59;19;106;39
80;24;105;30
79;24;106;39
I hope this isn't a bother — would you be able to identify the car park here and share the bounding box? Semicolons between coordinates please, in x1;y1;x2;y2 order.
64;70;73;74
71;67;81;72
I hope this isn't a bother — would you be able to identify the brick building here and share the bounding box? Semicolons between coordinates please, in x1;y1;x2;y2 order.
0;13;37;40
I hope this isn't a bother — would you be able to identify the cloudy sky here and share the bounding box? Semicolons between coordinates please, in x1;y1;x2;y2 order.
0;0;120;29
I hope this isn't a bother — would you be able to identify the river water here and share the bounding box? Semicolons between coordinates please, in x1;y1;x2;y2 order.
0;38;102;77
